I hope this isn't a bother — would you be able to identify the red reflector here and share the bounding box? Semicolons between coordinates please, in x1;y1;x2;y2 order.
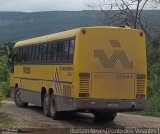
79;93;89;98
136;94;145;99
136;74;146;79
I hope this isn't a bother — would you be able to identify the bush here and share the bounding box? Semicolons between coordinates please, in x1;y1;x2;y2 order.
0;92;5;106
0;53;10;97
0;55;9;81
0;81;10;97
145;96;160;116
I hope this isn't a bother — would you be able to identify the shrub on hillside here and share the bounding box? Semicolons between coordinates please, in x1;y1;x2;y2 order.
145;96;160;116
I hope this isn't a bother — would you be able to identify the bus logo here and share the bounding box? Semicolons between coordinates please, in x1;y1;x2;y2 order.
94;47;133;69
23;67;31;74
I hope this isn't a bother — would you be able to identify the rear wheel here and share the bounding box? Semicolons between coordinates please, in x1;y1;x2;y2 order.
50;93;59;120
43;93;50;117
94;112;117;122
14;88;28;107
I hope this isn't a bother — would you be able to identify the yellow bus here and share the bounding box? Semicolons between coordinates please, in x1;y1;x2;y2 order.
10;26;147;121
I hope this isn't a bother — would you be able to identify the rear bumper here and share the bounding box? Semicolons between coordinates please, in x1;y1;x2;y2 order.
9;87;146;112
73;98;146;112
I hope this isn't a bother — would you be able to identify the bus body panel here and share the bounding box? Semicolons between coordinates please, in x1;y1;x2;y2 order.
10;26;147;113
13;64;73;106
74;27;147;100
14;64;73;93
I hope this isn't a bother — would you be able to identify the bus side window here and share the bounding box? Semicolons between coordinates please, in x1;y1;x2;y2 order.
57;41;64;62
31;46;36;62
25;46;29;63
17;48;21;63
20;47;23;63
28;46;33;63
47;42;57;62
34;45;40;62
39;44;43;62
47;43;52;62
23;47;26;63
15;48;19;63
25;47;27;62
63;40;69;62
41;44;48;62
22;47;26;63
69;39;75;62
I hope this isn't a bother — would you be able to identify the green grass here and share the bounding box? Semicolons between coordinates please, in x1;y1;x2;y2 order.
124;96;160;117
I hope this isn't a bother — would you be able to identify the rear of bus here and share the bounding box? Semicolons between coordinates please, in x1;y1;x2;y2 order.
73;26;147;117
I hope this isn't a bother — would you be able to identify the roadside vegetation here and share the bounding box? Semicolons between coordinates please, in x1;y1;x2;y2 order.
0;42;14;104
0;43;14;128
144;34;160;116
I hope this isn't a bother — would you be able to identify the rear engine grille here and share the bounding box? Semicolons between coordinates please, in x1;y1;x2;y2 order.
136;74;146;99
79;73;90;97
137;79;145;94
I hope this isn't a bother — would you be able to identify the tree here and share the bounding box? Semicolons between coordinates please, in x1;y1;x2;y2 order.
147;34;160;98
88;0;160;39
0;42;14;97
0;42;15;57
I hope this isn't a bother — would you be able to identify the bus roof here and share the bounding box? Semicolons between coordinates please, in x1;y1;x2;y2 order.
14;26;133;48
14;28;80;48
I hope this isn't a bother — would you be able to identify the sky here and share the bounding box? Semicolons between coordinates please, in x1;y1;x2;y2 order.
0;0;94;12
0;0;159;12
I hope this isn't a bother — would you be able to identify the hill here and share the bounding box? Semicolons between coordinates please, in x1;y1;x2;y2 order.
0;10;159;44
0;11;104;44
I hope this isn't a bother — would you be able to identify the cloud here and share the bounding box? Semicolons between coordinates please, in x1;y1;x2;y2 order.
0;0;89;12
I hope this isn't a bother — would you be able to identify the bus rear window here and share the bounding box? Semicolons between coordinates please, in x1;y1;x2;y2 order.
56;39;75;63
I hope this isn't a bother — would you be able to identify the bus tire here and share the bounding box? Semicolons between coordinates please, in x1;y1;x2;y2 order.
14;88;28;107
50;93;59;120
94;112;117;122
43;93;50;117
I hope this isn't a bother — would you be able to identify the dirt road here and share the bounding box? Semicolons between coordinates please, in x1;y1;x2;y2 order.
0;100;160;134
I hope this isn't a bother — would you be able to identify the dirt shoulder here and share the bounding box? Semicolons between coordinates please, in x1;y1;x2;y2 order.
0;101;72;128
1;100;160;133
